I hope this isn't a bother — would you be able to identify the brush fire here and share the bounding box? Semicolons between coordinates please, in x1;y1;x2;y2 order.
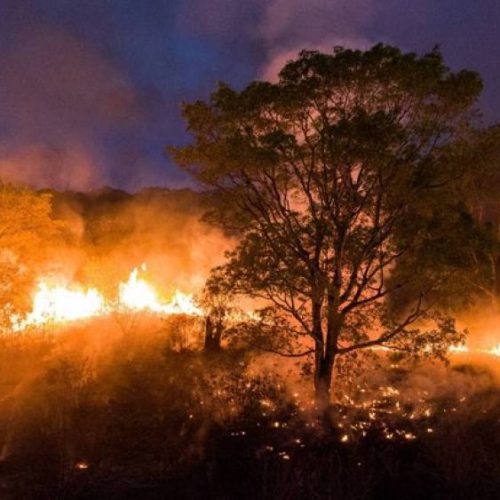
7;263;500;362
2;38;500;499
12;264;203;331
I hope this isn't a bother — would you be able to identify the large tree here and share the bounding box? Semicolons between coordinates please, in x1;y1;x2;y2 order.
170;45;483;403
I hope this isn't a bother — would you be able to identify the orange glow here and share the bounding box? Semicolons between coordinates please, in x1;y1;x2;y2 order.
13;263;203;331
14;282;106;330
118;265;203;316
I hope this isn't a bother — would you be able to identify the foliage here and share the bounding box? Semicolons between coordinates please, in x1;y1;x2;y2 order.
0;183;64;327
1;326;500;498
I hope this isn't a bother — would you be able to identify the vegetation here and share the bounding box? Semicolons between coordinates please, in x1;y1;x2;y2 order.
0;183;63;327
1;324;500;499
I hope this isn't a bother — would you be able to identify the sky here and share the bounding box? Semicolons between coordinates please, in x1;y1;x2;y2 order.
0;0;499;191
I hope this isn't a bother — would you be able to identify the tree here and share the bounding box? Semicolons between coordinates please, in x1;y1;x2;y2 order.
169;45;483;403
200;272;232;352
0;183;63;328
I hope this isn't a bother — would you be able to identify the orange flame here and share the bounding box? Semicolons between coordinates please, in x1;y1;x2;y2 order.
118;265;203;316
13;282;106;330
13;264;203;331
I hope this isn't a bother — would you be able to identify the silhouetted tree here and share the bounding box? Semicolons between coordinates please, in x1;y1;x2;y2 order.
170;45;483;403
200;270;234;351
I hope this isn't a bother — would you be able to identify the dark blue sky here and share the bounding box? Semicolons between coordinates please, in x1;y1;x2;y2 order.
0;0;499;190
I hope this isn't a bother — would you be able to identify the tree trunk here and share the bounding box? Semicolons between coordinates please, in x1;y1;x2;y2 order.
314;351;336;407
311;295;330;405
204;316;222;352
313;303;342;408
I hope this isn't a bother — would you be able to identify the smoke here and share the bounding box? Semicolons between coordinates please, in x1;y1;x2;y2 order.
0;24;158;190
176;0;375;81
0;1;378;190
455;305;500;354
0;143;101;191
257;0;375;79
49;188;233;298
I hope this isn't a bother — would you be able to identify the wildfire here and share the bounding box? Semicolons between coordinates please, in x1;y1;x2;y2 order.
118;265;203;316
10;266;500;360
487;344;500;357
448;343;500;357
12;264;203;331
13;282;106;330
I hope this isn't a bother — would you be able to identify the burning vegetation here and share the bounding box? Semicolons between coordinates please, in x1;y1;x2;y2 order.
3;45;500;499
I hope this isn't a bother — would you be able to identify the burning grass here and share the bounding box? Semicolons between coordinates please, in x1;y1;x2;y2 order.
10;263;203;332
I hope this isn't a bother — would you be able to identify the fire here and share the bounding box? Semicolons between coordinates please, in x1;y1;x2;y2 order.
13;264;203;331
448;344;469;354
10;265;500;360
14;282;106;330
486;344;500;357
448;343;500;357
118;265;203;316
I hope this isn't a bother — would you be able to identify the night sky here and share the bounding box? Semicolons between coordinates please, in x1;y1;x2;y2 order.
0;0;499;191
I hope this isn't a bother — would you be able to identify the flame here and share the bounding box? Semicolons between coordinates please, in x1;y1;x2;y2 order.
14;282;106;330
448;343;500;357
13;263;203;331
484;344;500;357
448;344;469;354
118;265;203;316
10;265;500;359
